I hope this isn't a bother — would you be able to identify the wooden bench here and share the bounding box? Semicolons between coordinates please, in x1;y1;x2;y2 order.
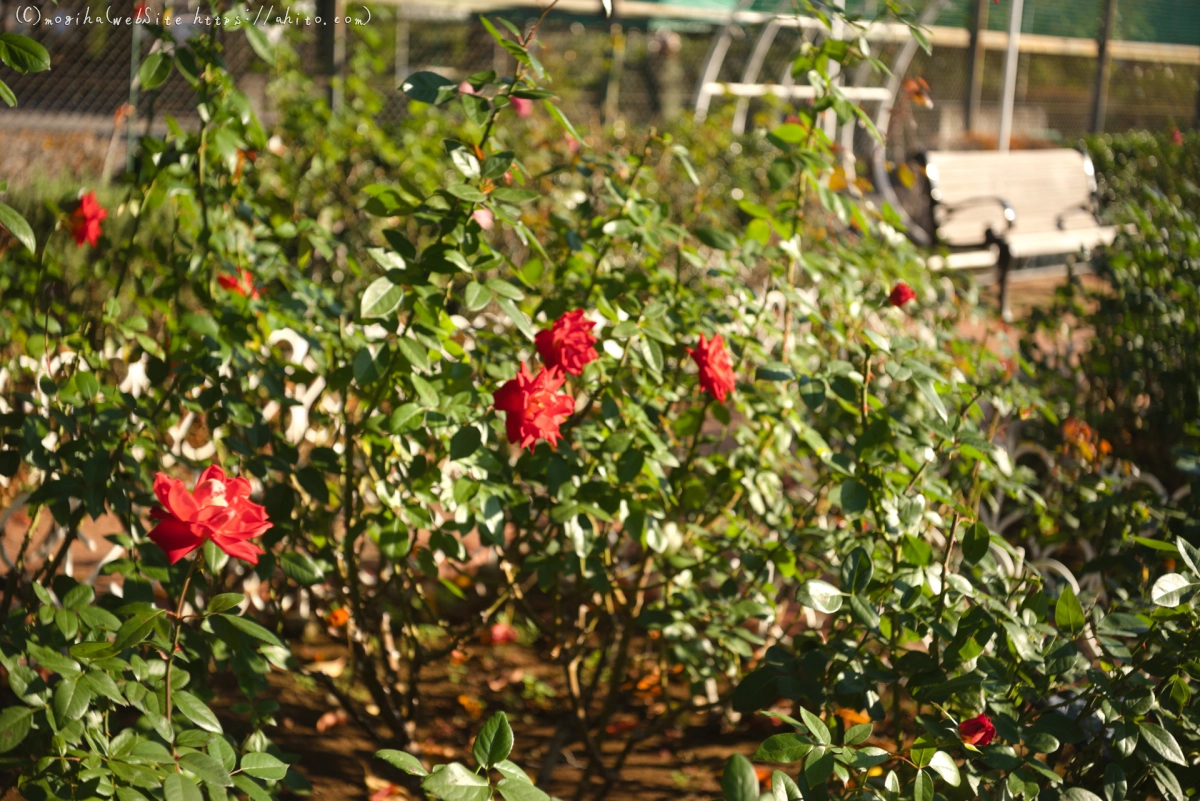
920;149;1119;320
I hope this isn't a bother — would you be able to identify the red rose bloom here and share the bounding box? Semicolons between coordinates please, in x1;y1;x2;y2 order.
493;363;576;449
959;713;996;746
510;96;533;118
487;622;518;645
1172;128;1184;145
148;465;271;565
688;333;735;402
888;282;916;307
218;267;261;299
535;309;598;376
70;191;107;248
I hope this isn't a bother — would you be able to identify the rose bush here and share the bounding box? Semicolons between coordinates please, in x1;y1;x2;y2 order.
1;3;1198;801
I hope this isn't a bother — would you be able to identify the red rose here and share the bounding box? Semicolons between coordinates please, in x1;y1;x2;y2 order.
688;333;735;402
535;309;598;376
148;465;271;565
70;191;107;248
959;713;996;746
493;363;576;449
510;96;533;118
487;622;518;645
218;267;261;299
888;282;916;307
1172;128;1184;145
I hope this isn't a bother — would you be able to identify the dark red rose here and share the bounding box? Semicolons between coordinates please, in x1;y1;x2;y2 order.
888;282;916;307
535;309;598;376
148;465;271;564
70;191;107;248
688;333;735;402
493;363;575;449
959;713;996;746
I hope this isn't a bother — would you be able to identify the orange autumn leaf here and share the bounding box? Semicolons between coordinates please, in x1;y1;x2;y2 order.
835;707;871;726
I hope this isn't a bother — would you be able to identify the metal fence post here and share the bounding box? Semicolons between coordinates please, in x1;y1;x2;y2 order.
604;23;625;125
127;17;143;173
965;0;989;132
997;0;1024;151
1090;0;1117;133
317;0;344;110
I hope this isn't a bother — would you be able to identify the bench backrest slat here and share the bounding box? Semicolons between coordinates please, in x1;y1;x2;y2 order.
925;149;1097;247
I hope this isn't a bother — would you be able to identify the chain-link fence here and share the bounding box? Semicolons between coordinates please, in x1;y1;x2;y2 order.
1;0;1197;181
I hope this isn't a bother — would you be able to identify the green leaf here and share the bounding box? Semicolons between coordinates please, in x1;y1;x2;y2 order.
844;723;872;746
163;772;203;801
113;607;166;652
694;225;738;251
1176;536;1200;577
421;763;491;801
0;202;35;253
914;377;948;423
961;522;990;565
280;552;324;586
491;188;539;204
464;281;493;311
641;338;664;373
0;33;51;72
243;23;275;63
450;426;483;461
928;751;960;787
361;277;405;319
913;769;934;801
53;676;92;723
803;747;834;786
401;71;458;105
798;707;831;745
82;670;125;705
798;580;842;614
840;546;873;594
496;297;535;341
0;78;15;107
174;690;223;733
473;711;514;768
496;778;550;801
240;751;289;781
541;100;582;143
1062;789;1103;801
376;750;428;777
217;614;284;647
720;754;759;801
180;751;233;787
752;733;812;763
0;706;34;753
232;776;272;801
772;771;802;801
1138;722;1186;765
838;479;869;515
206;593;245;615
139;52;172;89
755;362;795;382
1055;585;1085;636
1150;573;1192;607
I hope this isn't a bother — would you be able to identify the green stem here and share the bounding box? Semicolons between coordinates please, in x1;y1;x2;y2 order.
164;555;200;753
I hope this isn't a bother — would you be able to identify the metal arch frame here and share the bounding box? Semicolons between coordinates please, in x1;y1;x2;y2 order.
693;0;757;124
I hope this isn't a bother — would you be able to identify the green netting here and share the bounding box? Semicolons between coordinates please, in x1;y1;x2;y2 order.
932;0;1200;46
633;0;1199;46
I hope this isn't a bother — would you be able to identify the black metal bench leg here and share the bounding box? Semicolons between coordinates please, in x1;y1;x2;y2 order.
997;243;1013;322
